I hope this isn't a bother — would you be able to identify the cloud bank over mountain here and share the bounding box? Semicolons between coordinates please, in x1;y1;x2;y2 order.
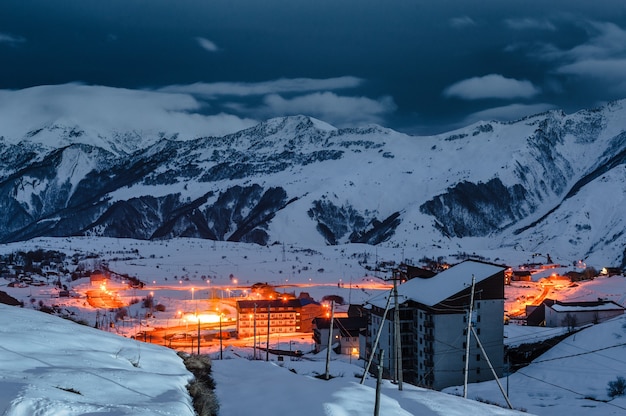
0;84;256;140
2;1;626;134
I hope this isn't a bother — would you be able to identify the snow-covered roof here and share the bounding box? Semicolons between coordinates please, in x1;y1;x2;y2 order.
549;302;625;313
367;260;505;309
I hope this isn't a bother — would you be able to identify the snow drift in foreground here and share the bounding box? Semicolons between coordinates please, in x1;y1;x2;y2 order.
0;304;195;416
211;355;530;416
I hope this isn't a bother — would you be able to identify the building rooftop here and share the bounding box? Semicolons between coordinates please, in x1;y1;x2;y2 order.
367;260;506;309
312;316;367;330
237;298;319;309
549;300;625;313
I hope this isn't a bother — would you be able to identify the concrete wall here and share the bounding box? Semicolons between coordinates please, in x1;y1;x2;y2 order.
545;308;624;327
431;299;503;390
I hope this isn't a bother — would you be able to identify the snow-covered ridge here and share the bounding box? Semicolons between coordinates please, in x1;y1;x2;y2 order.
0;92;625;267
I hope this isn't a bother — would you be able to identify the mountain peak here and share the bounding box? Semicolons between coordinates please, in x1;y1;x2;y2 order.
0;98;625;267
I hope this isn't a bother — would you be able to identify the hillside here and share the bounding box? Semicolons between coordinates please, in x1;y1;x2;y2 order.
446;315;626;416
0;304;195;415
0;89;625;268
0;303;531;416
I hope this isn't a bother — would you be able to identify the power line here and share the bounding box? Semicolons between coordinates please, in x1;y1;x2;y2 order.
530;341;626;365
516;370;626;412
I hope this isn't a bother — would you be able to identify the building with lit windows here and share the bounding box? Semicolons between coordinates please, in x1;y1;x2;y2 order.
363;260;506;390
312;316;367;355
236;298;322;338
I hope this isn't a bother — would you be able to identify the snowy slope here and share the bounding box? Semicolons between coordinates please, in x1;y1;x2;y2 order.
2;236;625;415
0;304;194;416
0;303;530;416
445;315;626;416
0;85;625;267
212;354;531;416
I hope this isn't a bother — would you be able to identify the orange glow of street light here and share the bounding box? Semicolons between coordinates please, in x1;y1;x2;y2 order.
184;312;221;324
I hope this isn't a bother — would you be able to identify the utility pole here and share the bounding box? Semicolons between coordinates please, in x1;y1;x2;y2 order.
463;275;476;398
253;303;257;360
374;349;385;416
219;312;223;360
360;291;393;384
471;326;513;409
266;302;271;362
393;270;403;390
324;300;335;380
197;315;201;355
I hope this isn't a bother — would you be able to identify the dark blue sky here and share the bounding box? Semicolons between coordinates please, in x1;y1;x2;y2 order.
2;0;626;134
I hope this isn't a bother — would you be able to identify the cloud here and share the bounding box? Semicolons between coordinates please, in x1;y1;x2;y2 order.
443;74;541;100
0;84;256;141
504;18;556;31
464;103;556;124
535;21;626;63
0;32;25;46
159;76;363;98
242;92;397;127
566;22;626;60
449;16;476;29
158;76;395;128
532;21;626;92
195;37;220;52
557;58;626;93
557;58;626;78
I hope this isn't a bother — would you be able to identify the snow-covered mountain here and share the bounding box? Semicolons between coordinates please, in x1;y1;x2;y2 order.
1;99;625;267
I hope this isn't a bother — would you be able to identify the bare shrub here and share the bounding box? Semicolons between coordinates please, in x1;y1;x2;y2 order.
608;376;626;398
178;352;219;416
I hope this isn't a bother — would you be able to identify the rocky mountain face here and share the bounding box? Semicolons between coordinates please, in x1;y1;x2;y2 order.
1;103;625;267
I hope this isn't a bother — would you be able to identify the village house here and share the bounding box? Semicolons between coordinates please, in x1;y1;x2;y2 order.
526;299;625;327
363;260;506;390
599;267;623;277
312;315;367;356
90;272;108;287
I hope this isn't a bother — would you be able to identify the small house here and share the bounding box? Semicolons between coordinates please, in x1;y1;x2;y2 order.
312;315;367;355
527;299;625;327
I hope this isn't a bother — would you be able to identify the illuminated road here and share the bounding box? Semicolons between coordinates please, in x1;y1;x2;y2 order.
507;283;553;318
535;284;553;305
86;289;125;308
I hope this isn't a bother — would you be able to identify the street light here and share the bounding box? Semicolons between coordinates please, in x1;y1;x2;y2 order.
219;312;223;360
253;304;257;360
196;313;201;355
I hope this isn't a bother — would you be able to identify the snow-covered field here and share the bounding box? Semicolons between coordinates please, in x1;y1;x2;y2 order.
1;237;622;332
1;236;626;415
212;350;529;416
3;301;626;416
0;303;530;416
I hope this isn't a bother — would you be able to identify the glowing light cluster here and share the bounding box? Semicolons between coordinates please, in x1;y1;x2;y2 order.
184;312;221;324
